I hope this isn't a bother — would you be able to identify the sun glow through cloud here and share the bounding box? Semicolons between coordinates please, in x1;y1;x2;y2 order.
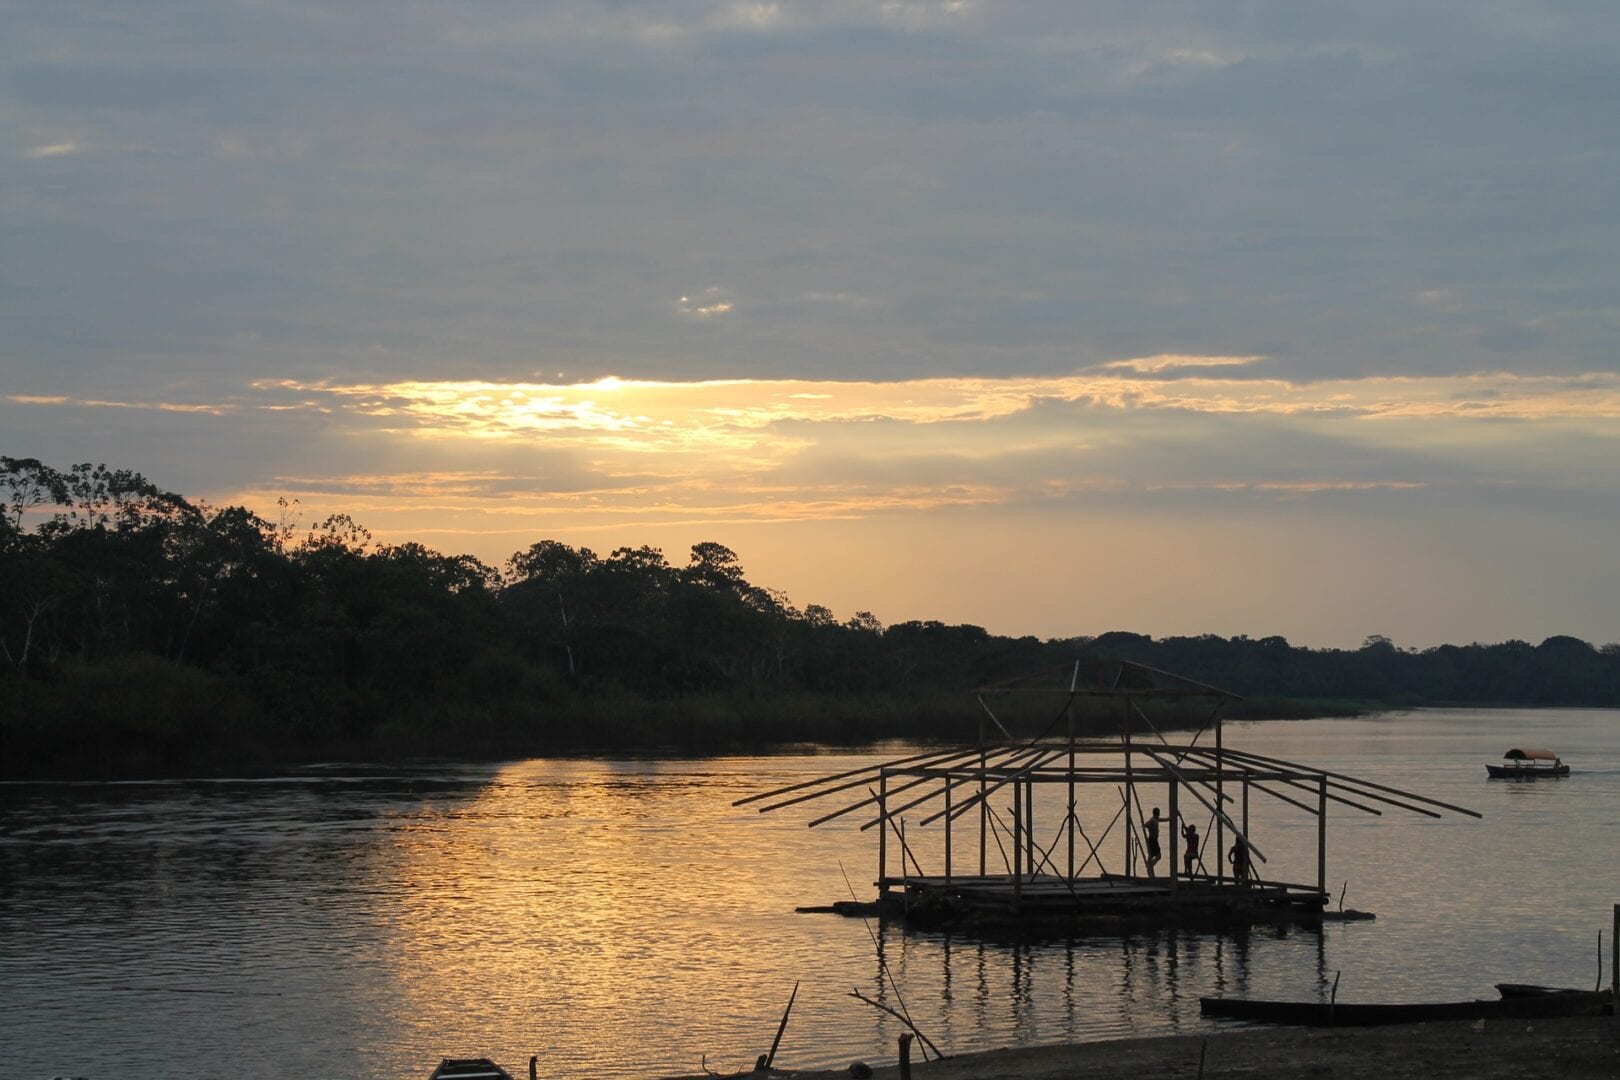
61;361;1587;545
20;363;1620;444
238;366;1620;445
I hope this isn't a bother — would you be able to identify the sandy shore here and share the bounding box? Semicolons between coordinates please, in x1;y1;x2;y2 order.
667;1016;1620;1079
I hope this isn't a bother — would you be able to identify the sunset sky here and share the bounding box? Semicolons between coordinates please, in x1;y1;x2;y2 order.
5;2;1619;648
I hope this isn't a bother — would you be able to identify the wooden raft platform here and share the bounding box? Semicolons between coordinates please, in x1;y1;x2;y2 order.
880;872;1330;929
739;659;1477;936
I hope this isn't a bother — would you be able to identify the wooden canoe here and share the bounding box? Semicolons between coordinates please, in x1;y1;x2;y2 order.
1200;987;1612;1026
428;1060;513;1080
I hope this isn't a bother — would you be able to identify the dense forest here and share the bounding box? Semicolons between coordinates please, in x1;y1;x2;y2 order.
3;456;1617;778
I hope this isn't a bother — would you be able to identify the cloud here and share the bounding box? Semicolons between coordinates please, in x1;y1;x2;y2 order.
24;141;79;159
7;2;1618;387
6;393;230;415
677;286;737;319
238;368;1620;450
1101;354;1266;374
12;364;1585;544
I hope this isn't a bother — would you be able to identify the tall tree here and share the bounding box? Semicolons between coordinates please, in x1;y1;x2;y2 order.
505;541;598;678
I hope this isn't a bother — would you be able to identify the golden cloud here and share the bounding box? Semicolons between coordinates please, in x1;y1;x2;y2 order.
16;364;1618;548
247;367;1620;450
1100;354;1266;373
6;393;230;415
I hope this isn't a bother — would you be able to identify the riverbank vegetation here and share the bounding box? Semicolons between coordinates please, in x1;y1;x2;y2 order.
4;457;1618;778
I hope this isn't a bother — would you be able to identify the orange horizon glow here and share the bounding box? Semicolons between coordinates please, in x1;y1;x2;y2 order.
9;360;1619;648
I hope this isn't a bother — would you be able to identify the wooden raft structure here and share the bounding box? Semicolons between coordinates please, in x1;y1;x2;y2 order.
737;659;1481;930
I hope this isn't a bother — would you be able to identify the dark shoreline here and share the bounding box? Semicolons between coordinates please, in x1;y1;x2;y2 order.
665;1016;1620;1079
0;696;1376;782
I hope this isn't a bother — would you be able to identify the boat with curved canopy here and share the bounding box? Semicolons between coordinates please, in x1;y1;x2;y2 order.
1486;748;1569;779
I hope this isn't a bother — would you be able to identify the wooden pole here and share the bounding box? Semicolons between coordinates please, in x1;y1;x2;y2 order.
1188;750;1418;816
765;981;799;1068
1025;769;1036;878
1215;707;1225;885
878;769;889;897
766;745;992;820
979;740;988;878
1242;775;1250;838
1168;778;1180;892
1120;786;1132;877
857;745;1046;829
1012;778;1023;911
848;990;941;1061
1611;904;1617;1038
1243;776;1251;883
898;1033;914;1080
925;746;1060;827
1213;745;1482;818
1123;696;1135;877
740;744;981;809
1067;694;1076;882
944;775;953;883
1317;774;1328;896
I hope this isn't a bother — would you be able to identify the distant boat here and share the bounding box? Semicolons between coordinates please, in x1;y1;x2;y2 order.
1200;985;1612;1026
1486;748;1570;779
428;1060;513;1080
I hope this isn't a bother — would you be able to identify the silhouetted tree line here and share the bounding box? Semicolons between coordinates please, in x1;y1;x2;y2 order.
3;457;1616;776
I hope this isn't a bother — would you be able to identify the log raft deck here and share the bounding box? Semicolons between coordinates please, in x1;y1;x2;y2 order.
735;659;1480;930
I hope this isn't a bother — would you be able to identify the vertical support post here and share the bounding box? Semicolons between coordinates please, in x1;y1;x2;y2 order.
1123;696;1135;877
1317;774;1328;896
1242;776;1250;838
944;775;954;884
1242;774;1251;884
1168;777;1180;893
1012;777;1023;912
1215;708;1225;886
900;819;910;900
978;740;988;879
1067;698;1076;882
878;768;889;897
1611;904;1617;1037
1025;770;1036;878
1121;787;1131;878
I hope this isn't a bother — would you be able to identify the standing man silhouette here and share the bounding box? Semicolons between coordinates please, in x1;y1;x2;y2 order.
1228;839;1250;884
1182;821;1200;876
1144;807;1163;876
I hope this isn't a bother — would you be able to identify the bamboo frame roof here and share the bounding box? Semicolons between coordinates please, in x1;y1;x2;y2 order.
975;657;1242;701
735;659;1479;835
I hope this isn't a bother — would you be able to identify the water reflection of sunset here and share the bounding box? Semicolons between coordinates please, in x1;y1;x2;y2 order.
369;753;1348;1074
373;757;888;1074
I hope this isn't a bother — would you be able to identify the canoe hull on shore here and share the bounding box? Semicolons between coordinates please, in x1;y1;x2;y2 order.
1200;987;1613;1027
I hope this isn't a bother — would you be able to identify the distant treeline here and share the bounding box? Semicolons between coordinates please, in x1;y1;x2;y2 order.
3;456;1617;778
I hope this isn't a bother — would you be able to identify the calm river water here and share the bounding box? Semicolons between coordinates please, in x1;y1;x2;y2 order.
2;707;1616;1078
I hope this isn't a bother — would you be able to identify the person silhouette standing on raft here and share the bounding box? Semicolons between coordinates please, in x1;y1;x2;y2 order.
1228;839;1250;884
1144;807;1163;876
1181;821;1200;876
